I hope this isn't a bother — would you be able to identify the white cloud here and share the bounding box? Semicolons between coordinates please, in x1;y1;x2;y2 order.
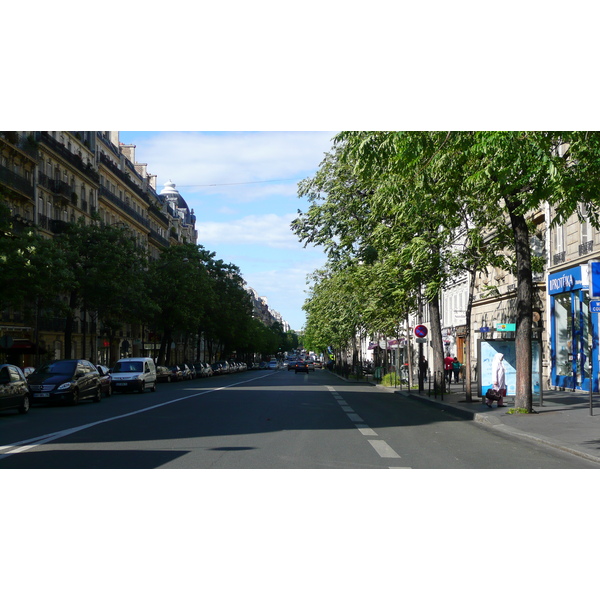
126;131;335;195
198;213;303;250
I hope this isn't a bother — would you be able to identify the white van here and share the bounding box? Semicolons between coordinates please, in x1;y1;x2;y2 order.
110;357;157;393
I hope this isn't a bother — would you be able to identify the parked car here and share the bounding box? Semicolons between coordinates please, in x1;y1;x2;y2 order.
156;365;173;383
196;362;213;377
259;361;268;369
215;361;230;374
177;364;194;380
168;365;184;381
111;357;157;393
211;362;223;375
28;359;102;405
0;363;30;414
96;364;112;397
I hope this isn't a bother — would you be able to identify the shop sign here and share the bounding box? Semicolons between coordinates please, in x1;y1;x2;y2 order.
496;323;516;332
590;261;600;299
548;265;588;295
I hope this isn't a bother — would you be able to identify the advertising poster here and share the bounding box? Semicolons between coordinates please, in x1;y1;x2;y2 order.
477;339;541;398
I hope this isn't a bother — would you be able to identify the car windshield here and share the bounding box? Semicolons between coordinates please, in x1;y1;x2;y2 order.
37;362;76;376
113;362;143;373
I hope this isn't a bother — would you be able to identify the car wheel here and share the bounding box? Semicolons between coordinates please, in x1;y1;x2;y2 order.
93;386;102;402
18;395;30;414
71;389;80;406
139;381;145;393
151;381;156;392
167;375;172;383
106;385;112;397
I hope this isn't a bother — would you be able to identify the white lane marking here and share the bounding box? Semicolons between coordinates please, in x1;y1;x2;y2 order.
0;372;275;459
368;439;401;458
346;413;364;422
354;424;377;436
325;385;403;460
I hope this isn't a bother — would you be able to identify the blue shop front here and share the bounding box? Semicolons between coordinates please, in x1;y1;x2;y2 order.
548;265;598;392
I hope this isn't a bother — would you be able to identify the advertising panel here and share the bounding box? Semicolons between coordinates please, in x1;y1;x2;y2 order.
477;339;541;398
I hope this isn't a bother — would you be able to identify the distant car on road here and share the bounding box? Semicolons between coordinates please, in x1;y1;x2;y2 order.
0;363;30;414
295;360;309;374
268;359;278;370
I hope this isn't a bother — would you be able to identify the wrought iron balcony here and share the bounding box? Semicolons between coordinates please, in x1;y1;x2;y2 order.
579;240;594;256
553;251;566;265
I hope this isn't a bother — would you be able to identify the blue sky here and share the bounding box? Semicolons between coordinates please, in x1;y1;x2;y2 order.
119;131;337;331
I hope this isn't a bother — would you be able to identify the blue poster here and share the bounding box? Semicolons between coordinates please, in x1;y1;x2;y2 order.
478;339;541;398
590;261;600;299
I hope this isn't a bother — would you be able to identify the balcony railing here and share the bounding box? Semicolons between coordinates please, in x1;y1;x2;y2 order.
38;132;99;183
99;153;148;202
149;229;170;247
99;185;150;229
38;214;69;234
553;251;566;265
0;163;34;198
579;240;594;256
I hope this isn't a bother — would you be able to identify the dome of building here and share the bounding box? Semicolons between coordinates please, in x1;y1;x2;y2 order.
159;179;189;211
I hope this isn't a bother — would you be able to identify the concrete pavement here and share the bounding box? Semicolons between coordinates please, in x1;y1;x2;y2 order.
394;380;600;465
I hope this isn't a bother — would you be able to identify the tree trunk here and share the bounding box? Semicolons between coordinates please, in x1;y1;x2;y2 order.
429;292;444;381
508;204;533;412
464;268;477;401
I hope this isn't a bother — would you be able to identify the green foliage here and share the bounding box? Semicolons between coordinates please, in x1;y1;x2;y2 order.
381;372;401;387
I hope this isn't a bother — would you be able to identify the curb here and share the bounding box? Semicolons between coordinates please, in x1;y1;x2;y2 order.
396;390;600;466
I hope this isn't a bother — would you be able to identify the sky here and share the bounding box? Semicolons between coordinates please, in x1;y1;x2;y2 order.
118;131;336;331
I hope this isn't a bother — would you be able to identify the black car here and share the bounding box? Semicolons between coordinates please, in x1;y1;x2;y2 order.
28;359;102;405
96;364;112;397
0;364;30;414
295;360;309;373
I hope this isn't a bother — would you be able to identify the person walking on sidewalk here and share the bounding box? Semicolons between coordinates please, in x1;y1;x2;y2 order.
487;352;507;407
419;355;428;383
444;354;454;385
452;357;462;383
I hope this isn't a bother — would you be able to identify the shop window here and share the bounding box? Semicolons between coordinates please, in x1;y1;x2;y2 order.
554;292;571;377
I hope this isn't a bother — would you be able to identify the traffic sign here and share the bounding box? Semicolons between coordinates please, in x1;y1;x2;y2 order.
590;300;600;313
414;325;428;338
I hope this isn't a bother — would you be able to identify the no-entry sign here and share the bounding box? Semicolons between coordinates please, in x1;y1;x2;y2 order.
414;325;428;338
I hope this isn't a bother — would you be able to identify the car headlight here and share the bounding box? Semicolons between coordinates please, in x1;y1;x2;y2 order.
57;382;73;391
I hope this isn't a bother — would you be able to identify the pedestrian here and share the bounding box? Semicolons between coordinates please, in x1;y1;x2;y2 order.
452;357;461;383
419;355;428;382
444;354;454;384
487;352;507;407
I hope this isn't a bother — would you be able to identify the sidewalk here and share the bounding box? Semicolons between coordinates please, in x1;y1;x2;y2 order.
394;381;600;465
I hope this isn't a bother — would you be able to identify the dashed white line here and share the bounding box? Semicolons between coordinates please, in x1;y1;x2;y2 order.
368;439;401;458
354;424;378;436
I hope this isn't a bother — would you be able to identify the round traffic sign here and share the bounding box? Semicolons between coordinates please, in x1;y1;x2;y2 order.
414;325;428;338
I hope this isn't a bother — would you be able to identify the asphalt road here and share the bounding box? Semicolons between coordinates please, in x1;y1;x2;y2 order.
1;368;597;468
